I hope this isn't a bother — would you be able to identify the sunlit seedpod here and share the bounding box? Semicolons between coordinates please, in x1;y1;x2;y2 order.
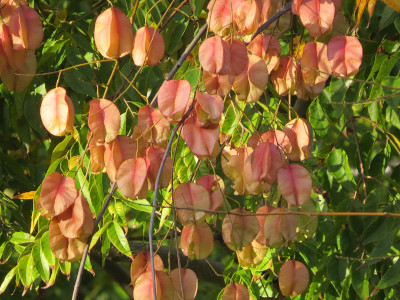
279;260;309;297
40;87;75;136
94;7;133;59
132;26;165;66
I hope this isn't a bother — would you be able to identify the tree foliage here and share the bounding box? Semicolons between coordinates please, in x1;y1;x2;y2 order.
1;0;400;299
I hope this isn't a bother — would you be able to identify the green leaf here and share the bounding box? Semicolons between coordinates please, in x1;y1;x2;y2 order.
191;0;207;18
378;259;400;289
107;221;132;259
327;149;356;192
351;262;369;299
63;69;97;98
10;232;34;244
50;135;73;164
0;266;17;294
59;261;71;276
165;20;189;55
395;17;400;33
40;232;55;267
309;100;329;137
32;242;50;282
18;254;34;287
90;221;111;250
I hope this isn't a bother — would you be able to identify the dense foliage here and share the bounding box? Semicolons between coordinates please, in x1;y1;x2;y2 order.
1;0;400;299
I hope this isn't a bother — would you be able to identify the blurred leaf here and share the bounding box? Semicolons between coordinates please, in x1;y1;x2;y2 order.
107;221;132;259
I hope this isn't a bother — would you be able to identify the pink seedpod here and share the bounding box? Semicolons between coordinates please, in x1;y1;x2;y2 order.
181;223;214;259
132;26;165;66
222;282;250;300
94;7;133;59
199;35;231;75
279;260;310;297
298;0;335;37
327;35;363;76
158;79;191;121
278;164;312;206
40;87;75;137
301;41;331;86
247;34;281;74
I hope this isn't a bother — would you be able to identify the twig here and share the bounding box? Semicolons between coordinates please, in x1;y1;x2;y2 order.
246;1;293;45
148;102;195;300
71;182;118;300
150;23;208;107
350;117;368;202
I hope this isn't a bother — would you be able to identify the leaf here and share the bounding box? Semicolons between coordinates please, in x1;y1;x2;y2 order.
63;69;97;98
107;221;132;259
90;221;111;250
10;232;34;244
355;0;377;25
32;242;50;282
327;149;356;191
0;266;17;294
12;191;36;200
50;135;73;164
40;232;55;267
279;260;309;297
378;259;400;289
18;254;34;287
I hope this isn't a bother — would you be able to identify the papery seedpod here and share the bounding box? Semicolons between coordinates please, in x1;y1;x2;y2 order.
251;142;285;184
243;151;272;194
282;118;312;161
194;91;224;127
0;23;27;72
327;35;363;76
9;5;43;50
236;239;269;268
104;135;138;182
116;157;147;200
260;0;278;23
196;174;224;212
199;35;231;75
38;172;78;219
221;146;253;195
180;222;214;259
298;0;335;37
88;132;106;174
55;193;93;239
222;282;250;300
270;55;298;96
263;207;298;247
174;182;210;226
233;0;261;37
233;54;269;103
181;117;220;161
158;79;191;121
222;208;259;251
254;205;274;245
132;26;165;66
94;7;133;59
145;146;172;190
301;41;331;86
134;270;174;300
247;34;281;74
40;87;75;136
137;105;170;146
170;268;198;300
203;70;234;96
278;164;312;206
292;0;304;15
130;250;164;286
131;124;150;154
247;130;292;157
1;49;36;92
318;11;348;43
295;75;325;100
207;0;238;36
88;98;120;143
0;0;27;24
48;219;87;262
279;260;309;297
227;38;249;76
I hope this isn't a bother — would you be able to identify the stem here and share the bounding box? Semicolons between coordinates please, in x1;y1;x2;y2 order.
148;102;194;300
71;182;118;300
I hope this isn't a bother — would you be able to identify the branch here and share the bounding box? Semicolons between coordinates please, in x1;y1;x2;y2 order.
71;182;118;300
150;23;208;107
148;102;195;299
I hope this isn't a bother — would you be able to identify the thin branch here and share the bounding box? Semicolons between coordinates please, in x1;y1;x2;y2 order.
350;117;368;202
71;182;118;300
150;23;208;107
148;102;195;300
